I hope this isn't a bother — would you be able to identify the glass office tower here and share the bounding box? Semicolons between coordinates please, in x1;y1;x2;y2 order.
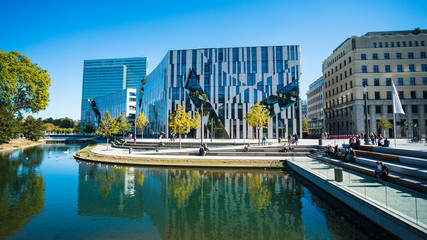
81;57;147;131
137;46;301;139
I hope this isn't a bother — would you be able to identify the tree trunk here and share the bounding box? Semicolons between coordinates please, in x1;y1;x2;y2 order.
106;137;109;150
179;133;182;149
141;127;144;140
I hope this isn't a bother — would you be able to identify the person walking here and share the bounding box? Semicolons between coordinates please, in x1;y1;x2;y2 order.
293;133;298;145
262;135;267;145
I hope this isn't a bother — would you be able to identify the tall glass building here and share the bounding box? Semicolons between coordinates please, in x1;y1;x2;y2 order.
81;57;147;131
137;46;301;139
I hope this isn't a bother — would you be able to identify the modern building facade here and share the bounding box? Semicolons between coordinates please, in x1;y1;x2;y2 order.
322;30;427;138
80;57;147;131
137;46;302;139
306;77;324;135
301;100;307;120
81;88;137;130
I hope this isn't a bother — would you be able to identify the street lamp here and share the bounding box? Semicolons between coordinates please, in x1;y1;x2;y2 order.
363;84;369;145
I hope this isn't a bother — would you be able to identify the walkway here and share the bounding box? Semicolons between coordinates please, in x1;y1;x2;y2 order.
287;156;427;238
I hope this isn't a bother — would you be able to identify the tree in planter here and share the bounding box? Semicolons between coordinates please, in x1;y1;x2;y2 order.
302;116;308;131
116;114;131;140
244;102;270;144
377;116;393;137
22;116;45;141
0;108;21;143
136;112;149;139
169;105;193;149
96;111;119;150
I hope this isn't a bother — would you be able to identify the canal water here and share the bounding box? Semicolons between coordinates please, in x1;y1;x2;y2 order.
0;144;392;239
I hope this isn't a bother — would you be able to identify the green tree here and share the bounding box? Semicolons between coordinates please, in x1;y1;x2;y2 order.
0;50;51;114
0;108;21;143
244;102;271;144
302;116;308;131
43;123;56;133
377;116;393;136
136;112;149;139
116;114;131;139
169;105;194;149
73;121;81;134
22;116;45;141
96;111;119;150
84;124;96;134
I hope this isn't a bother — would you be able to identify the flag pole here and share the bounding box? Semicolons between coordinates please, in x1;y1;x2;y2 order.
393;113;397;147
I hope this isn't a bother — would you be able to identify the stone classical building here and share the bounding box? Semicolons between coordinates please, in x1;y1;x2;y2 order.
306;77;324;135
322;30;427;138
137;46;302;139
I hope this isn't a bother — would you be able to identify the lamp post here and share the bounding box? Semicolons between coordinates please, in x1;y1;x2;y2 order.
200;103;204;146
363;84;369;145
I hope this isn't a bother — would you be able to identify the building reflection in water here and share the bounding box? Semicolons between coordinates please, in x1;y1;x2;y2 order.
77;163;311;239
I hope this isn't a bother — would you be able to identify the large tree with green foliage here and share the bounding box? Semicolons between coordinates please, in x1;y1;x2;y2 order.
0;108;21;143
244;102;271;144
0;50;51;114
22;116;45;141
96;111;119;150
169;105;199;149
377;116;393;136
116;114;131;140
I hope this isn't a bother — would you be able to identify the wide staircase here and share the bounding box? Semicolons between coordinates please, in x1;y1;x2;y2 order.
206;145;317;157
309;144;427;194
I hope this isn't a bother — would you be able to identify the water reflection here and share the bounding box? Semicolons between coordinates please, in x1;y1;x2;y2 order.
0;147;45;237
77;163;308;239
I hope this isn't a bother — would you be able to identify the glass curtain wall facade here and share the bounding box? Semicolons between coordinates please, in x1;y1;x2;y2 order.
137;46;301;139
81;57;147;131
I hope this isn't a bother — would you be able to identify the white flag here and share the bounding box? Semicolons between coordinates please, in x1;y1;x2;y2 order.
392;80;405;114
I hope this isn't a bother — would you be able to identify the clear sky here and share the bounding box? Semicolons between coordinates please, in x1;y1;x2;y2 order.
1;0;426;120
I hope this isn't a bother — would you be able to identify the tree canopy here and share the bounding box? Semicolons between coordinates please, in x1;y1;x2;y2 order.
0;50;51;114
96;111;119;149
22;116;45;141
302;116;308;131
0;108;21;143
116;114;131;139
136;112;149;139
244;102;270;141
169;105;199;148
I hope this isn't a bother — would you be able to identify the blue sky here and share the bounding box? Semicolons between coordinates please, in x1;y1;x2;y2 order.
1;0;426;120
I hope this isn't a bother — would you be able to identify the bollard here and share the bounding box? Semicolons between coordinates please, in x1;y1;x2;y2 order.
334;167;343;182
319;139;323;146
129;147;132;154
278;138;281;143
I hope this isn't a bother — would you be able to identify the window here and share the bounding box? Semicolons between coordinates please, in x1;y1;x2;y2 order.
412;105;418;113
415;41;418;46
387;91;392;99
403;42;406;47
398;78;403;86
374;78;379;86
396;53;401;59
375;91;380;99
397;65;403;72
379;43;383;48
422;41;425;46
385;42;389;48
422;64;426;72
411;91;416;99
373;65;379;73
361;54;366;60
388;105;393;113
384;53;390;59
409;64;414;72
386;78;391;86
391;42;394;47
349;57;352;63
349;68;352;75
410;78;415;85
399;91;404;99
373;53;378;60
129;106;136;110
376;105;382;113
409;41;412;47
373;43;376;48
362;79;368;86
385;65;390;72
397;42;400;47
423;78;427;85
350;81;353;88
424;91;427;99
408;52;414;59
362;66;367;73
129;97;136;102
421;52;426;59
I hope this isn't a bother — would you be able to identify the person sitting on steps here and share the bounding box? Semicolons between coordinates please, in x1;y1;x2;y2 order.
199;144;209;156
374;161;389;179
244;143;251;152
383;137;390;147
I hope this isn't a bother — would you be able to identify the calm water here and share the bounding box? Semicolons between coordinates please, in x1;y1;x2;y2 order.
0;144;391;239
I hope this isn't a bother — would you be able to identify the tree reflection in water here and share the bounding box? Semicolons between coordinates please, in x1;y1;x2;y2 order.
0;147;45;237
168;170;201;208
94;167;126;199
247;174;272;212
